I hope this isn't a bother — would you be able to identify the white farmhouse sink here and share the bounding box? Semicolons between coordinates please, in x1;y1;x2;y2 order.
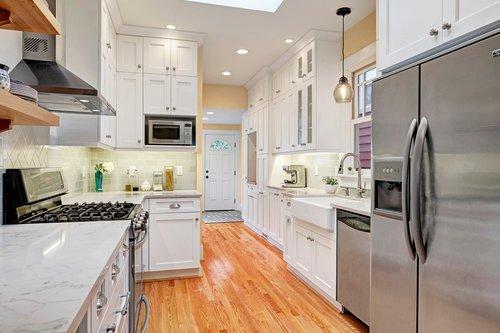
291;197;335;231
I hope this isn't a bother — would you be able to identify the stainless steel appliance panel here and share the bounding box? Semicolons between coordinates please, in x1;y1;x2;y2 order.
418;32;500;333
372;66;420;158
371;67;420;333
337;211;371;325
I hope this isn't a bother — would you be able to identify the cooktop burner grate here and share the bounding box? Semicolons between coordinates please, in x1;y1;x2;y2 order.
24;201;137;223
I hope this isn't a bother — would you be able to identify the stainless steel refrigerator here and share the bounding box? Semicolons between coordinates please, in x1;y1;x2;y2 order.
371;32;500;333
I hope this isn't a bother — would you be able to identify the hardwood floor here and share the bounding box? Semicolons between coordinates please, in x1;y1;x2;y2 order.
144;222;368;333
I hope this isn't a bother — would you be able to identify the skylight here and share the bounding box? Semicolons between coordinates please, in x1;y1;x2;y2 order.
184;0;284;13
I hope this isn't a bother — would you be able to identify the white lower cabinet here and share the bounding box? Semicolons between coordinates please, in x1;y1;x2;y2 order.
268;191;283;246
257;191;268;232
246;187;258;229
289;219;337;299
149;212;200;271
283;213;293;263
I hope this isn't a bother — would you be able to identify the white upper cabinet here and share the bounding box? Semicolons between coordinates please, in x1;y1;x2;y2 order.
272;70;283;99
144;74;171;115
301;43;315;82
248;76;269;109
171;40;198;77
99;115;116;147
442;0;500;42
378;0;442;70
117;35;143;73
143;38;171;74
171;76;198;116
378;0;500;70
116;72;143;148
257;104;269;154
271;97;283;153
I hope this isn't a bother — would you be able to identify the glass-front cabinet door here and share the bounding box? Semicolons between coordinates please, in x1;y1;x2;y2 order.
296;87;304;149
296;79;315;150
303;43;315;80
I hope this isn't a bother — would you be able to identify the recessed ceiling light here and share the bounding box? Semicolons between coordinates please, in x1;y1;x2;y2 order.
202;117;209;120
284;38;294;44
79;99;89;103
184;0;284;13
221;71;232;76
166;25;176;30
207;111;214;115
236;49;249;55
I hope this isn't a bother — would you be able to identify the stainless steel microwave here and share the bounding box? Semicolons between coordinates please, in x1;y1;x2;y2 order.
146;118;194;145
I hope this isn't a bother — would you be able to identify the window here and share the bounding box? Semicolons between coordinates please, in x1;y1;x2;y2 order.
352;65;376;169
210;139;230;151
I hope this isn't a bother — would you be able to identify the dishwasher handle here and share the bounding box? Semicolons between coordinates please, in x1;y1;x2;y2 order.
338;217;370;232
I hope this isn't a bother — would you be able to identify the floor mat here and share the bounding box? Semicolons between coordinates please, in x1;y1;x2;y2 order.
203;210;243;223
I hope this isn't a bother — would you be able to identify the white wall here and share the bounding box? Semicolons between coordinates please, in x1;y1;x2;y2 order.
0;30;22;70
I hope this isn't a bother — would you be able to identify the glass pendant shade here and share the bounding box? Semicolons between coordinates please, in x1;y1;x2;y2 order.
334;76;354;103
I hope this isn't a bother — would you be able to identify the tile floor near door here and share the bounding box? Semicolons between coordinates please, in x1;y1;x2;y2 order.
144;222;368;332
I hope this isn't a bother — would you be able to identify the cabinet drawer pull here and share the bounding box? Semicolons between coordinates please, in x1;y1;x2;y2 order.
96;292;108;314
166;66;170;71
105;324;116;332
169;203;181;209
429;28;439;36
106;135;112;139
111;263;120;280
442;22;452;31
259;97;263;101
138;64;142;69
287;201;291;207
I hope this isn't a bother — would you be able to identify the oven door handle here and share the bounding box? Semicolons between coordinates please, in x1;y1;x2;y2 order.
135;225;148;249
402;118;417;260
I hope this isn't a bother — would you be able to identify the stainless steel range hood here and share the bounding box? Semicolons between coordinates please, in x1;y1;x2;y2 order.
9;30;115;116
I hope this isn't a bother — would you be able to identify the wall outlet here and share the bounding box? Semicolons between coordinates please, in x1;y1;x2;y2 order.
176;165;183;176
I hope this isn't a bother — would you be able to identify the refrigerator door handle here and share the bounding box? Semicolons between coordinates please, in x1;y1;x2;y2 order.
402;118;418;260
410;117;428;263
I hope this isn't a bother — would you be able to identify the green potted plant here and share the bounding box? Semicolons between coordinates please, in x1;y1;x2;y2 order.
94;162;114;192
322;176;339;194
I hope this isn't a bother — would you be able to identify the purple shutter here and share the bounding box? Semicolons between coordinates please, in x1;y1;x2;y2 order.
356;121;372;169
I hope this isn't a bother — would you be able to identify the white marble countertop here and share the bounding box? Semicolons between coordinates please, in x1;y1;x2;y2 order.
62;190;202;205
0;221;130;333
330;196;371;216
266;185;334;198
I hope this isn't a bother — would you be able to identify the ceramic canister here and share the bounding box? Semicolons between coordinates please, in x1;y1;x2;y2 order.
0;64;10;91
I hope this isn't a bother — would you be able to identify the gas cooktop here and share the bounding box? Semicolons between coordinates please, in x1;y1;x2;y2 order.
23;202;138;224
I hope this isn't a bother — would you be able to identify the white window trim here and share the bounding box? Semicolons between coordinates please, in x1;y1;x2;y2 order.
354;65;376;119
343;42;377;171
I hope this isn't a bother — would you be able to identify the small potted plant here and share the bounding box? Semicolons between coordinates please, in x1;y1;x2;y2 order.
322;176;339;194
94;162;114;192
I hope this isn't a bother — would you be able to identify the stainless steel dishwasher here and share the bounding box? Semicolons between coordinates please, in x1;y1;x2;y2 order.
337;209;370;325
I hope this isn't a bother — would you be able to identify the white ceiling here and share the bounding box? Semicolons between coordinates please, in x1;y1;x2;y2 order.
115;0;375;85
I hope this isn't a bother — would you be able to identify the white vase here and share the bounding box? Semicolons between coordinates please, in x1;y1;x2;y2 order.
324;184;338;194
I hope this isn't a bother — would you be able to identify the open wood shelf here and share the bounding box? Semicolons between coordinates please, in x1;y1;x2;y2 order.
0;89;59;132
0;0;61;35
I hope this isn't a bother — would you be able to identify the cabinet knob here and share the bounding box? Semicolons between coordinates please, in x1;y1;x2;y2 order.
137;64;142;69
166;106;170;110
173;107;176;111
429;28;439;36
275;90;281;94
169;203;181;209
106;42;111;49
442;22;452;31
173;67;176;71
292;80;296;84
137;140;141;144
105;324;116;333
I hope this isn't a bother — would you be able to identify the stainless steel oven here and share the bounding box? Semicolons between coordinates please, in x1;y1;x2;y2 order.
146;118;194;145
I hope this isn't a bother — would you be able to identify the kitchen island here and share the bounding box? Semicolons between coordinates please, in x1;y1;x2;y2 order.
0;221;130;333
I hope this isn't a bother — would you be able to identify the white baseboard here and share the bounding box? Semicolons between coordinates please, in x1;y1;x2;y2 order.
144;267;202;281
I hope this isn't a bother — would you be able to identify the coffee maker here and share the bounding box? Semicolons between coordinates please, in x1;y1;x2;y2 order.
282;165;307;188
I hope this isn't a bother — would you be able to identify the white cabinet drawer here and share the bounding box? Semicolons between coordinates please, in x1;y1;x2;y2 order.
149;197;200;214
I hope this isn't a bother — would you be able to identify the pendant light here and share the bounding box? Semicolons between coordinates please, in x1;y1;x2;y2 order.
333;7;354;103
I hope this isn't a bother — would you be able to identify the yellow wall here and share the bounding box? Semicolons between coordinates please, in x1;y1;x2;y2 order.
203;84;247;110
344;11;376;58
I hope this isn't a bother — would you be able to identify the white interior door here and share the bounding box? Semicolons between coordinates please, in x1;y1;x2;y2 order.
204;133;237;211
